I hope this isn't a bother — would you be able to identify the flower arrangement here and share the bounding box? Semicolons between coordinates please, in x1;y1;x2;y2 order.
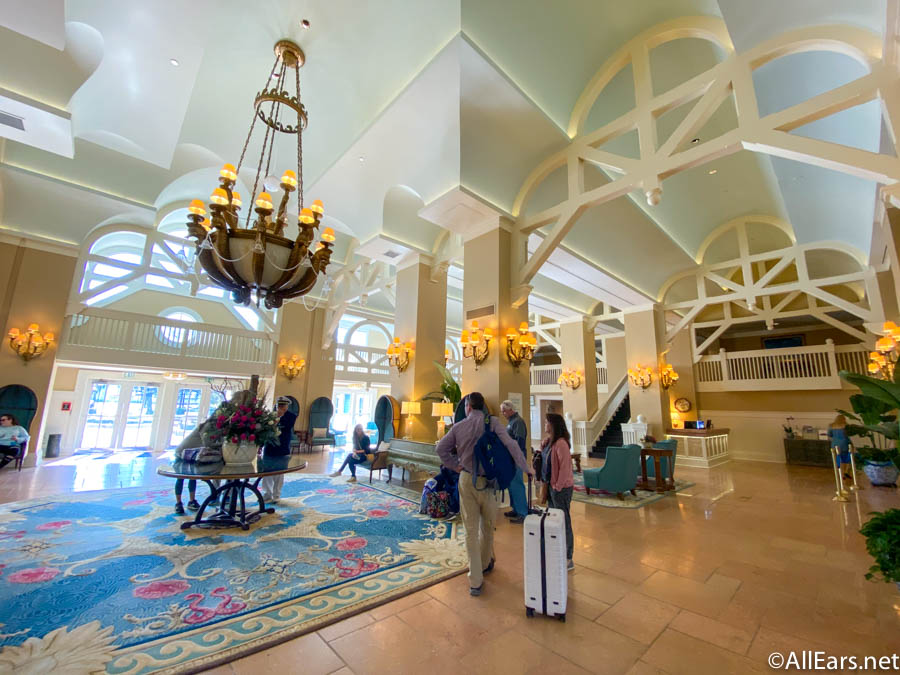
783;416;796;439
202;397;280;448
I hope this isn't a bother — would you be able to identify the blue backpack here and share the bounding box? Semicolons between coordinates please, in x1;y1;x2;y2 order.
472;414;517;491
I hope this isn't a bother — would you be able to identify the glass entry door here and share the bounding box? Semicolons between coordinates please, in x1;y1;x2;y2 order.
169;387;202;448
82;382;122;449
120;385;159;448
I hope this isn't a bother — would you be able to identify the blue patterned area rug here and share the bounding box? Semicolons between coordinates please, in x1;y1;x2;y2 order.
0;475;466;674
571;473;695;509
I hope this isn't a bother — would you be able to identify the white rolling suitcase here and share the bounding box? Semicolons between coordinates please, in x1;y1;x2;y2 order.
523;478;567;621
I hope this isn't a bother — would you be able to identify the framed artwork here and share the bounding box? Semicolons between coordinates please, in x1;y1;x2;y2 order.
762;334;804;350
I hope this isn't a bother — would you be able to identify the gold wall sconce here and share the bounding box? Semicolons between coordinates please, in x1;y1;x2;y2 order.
401;400;421;438
8;324;54;362
163;371;188;381
869;321;900;379
279;354;306;380
659;362;680;389
558;368;584;390
387;337;412;373
460;320;493;369
506;322;537;371
432;401;454;439
628;364;653;389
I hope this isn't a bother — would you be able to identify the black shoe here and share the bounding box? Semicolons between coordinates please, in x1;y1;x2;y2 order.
483;558;495;574
470;584;483;596
174;503;185;515
509;516;525;524
186;500;200;511
504;510;517;518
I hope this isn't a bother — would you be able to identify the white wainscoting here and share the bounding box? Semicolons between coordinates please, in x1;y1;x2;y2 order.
700;410;836;463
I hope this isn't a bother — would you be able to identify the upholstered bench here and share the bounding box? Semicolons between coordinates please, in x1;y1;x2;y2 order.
384;438;442;483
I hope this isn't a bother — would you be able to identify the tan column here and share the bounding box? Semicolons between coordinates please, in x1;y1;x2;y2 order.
602;336;627;395
0;246;77;466
558;316;598;421
391;258;447;441
665;328;698;425
274;305;336;425
623;305;670;437
462;225;530;429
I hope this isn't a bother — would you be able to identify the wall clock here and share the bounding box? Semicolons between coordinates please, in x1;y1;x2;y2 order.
674;397;692;413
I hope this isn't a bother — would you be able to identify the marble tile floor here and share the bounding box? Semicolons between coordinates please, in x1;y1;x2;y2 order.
2;450;899;674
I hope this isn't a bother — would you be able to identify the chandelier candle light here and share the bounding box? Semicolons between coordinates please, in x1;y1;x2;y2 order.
659;362;680;389
387;338;412;373
628;364;653;389
279;355;306;380
7;324;54;362
459;321;493;369
506;322;537;371
867;321;900;379
186;39;335;309
558;368;584;390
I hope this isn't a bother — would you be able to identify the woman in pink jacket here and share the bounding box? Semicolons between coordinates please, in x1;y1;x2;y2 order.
545;413;575;570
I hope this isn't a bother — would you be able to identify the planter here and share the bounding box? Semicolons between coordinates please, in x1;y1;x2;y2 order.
222;441;260;464
862;460;899;487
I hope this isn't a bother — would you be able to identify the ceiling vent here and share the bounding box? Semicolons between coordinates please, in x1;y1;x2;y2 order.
0;110;24;131
383;250;401;259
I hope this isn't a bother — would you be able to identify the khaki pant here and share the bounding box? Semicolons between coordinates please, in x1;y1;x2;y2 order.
459;474;497;589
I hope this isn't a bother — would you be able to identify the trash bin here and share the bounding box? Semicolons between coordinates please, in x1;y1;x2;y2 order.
45;434;61;458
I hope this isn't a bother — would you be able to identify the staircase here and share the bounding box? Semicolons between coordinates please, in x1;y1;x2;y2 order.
589;395;630;459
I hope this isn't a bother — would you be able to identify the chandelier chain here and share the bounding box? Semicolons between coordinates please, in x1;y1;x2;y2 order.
245;98;277;228
296;65;304;210
235;56;279;180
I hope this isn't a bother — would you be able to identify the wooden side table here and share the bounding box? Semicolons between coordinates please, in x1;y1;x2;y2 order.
638;447;674;493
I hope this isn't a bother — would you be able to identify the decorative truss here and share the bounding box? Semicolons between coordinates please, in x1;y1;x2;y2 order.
510;16;900;306
322;260;395;348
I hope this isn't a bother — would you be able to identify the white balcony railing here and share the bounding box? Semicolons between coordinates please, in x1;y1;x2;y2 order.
530;364;608;393
59;308;275;376
334;344;391;383
695;340;869;392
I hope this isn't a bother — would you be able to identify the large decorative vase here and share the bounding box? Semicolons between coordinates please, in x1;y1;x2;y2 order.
862;460;899;487
222;441;259;464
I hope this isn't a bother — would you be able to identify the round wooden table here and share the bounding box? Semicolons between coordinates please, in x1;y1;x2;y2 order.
638;447;675;493
158;456;308;530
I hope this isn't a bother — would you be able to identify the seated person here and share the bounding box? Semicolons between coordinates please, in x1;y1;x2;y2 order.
330;424;371;483
0;414;29;469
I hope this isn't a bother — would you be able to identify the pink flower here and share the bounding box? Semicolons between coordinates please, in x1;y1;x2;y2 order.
337;536;368;551
8;567;60;583
249;434;255;442
36;520;72;530
240;433;248;441
123;498;153;506
366;509;389;518
231;436;239;443
133;579;191;599
217;415;225;422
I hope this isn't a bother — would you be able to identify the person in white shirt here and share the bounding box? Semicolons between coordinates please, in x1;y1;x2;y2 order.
0;414;29;469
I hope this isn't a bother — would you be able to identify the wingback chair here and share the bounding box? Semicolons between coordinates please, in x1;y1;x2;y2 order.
646;438;678;482
582;444;641;500
307;397;336;451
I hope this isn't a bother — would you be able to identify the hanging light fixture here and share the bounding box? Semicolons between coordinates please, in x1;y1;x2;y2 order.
459;321;493;369
557;368;583;390
627;364;653;389
386;337;412;373
867;321;900;379
659;362;680;389
7;324;54;362
186;40;335;309
505;321;537;371
279;354;306;380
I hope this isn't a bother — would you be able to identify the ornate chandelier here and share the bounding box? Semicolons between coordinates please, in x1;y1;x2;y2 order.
186;40;335;309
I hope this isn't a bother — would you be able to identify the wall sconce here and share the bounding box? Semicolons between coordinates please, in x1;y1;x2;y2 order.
628;365;653;389
868;321;900;379
444;348;449;366
506;321;537;371
460;320;493;369
163;371;188;381
7;324;54;362
387;337;412;373
279;354;306;380
659;362;679;389
401;400;421;438
558;368;583;390
432;401;454;439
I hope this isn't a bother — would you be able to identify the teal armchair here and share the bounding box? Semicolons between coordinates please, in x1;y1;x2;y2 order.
582;445;641;500
308;397;335;451
646;439;677;481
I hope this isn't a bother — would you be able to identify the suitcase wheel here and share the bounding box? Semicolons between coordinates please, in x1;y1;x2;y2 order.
525;607;534;618
557;613;566;622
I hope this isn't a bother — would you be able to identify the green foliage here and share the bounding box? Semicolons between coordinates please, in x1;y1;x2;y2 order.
855;446;900;465
859;509;900;584
840;371;900;412
838;371;900;456
421;361;462;407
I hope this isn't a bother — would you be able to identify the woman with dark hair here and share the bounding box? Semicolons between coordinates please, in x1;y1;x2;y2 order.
0;414;28;469
330;424;371;483
545;412;575;571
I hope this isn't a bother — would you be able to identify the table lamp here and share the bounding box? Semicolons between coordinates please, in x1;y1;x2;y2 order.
401;401;420;438
432;401;454;439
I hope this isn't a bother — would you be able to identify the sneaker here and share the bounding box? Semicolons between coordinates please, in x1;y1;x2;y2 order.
347;476;357;483
186;500;200;511
567;559;575;571
509;515;525;524
174;503;185;515
329;471;341;477
269;497;279;504
261;492;273;502
482;558;495;575
469;584;483;596
503;510;517;518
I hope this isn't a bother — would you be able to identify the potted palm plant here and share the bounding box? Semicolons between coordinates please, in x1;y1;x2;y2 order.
859;509;900;592
838;374;900;487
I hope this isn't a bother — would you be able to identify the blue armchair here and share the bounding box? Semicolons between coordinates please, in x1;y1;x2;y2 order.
645;439;677;482
582;445;641;500
308;397;336;451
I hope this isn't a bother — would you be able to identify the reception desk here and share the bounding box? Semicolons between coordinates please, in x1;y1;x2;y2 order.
665;428;730;468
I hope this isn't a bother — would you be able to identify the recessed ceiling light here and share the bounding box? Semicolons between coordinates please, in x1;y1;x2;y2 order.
358;156;365;163
169;58;179;66
301;19;310;29
708;169;717;175
691;138;700;144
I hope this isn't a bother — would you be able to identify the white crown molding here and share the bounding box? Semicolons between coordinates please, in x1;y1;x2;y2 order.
0;230;79;257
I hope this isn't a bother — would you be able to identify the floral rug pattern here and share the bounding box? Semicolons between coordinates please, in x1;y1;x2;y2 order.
571;473;694;508
0;475;465;674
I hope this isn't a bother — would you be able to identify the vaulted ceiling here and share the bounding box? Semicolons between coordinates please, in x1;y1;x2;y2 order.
0;0;892;330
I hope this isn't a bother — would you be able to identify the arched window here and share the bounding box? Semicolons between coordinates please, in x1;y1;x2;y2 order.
156;308;202;347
